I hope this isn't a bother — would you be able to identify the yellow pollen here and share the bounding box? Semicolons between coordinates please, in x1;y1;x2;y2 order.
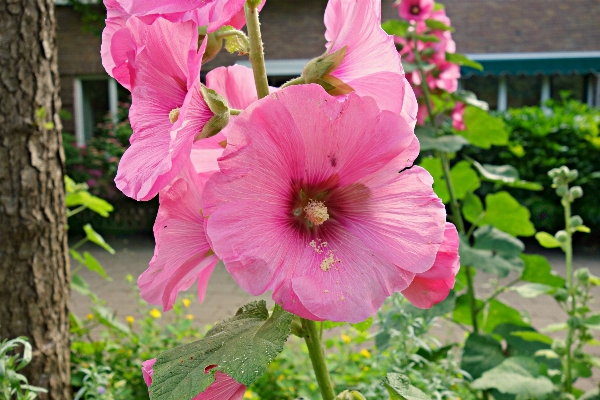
320;253;335;271
169;107;180;124
304;199;329;226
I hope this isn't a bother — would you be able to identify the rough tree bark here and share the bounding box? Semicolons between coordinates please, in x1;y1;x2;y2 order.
0;0;71;399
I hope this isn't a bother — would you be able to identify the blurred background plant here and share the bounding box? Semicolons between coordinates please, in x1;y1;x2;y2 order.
0;337;48;400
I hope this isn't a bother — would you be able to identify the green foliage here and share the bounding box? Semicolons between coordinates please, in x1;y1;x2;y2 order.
459;106;509;149
477;191;536;237
382;373;429;400
151;301;292;400
0;337;48;400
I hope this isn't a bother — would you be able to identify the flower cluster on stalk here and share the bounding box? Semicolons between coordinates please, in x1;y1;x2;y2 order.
100;0;460;397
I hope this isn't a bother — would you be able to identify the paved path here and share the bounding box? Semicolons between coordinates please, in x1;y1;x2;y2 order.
71;234;600;390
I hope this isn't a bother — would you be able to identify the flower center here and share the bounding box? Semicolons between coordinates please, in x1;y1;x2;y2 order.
410;5;420;14
303;199;329;226
169;107;180;124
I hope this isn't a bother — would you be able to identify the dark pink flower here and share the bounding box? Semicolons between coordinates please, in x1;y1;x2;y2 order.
451;102;466;131
142;360;246;399
397;0;434;22
114;17;215;201
137;134;224;311
402;222;460;308
202;85;446;323
321;0;417;124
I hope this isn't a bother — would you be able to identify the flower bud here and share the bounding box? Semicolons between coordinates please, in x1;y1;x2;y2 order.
551;339;567;355
570;215;583;228
553;288;569;302
567;316;581;329
566;169;579;182
202;31;223;64
548;168;560;179
574;348;585;359
198;85;230;139
575;268;590;283
569;186;583;199
302;46;355;96
554;230;568;243
555;185;568;197
335;390;366;400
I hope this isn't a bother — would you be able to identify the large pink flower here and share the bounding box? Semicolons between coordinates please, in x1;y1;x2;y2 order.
397;0;434;22
402;223;460;308
114;17;215;201
142;360;246;399
137;133;225;311
101;0;134;89
202;85;447;323
206;65;261;111
321;0;417;125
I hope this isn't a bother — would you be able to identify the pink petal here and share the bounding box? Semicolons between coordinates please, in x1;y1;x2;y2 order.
206;65;259;110
402;222;460;308
142;358;156;387
101;0;133;89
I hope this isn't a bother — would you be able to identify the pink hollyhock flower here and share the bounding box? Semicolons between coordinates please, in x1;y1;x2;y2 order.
202;85;446;323
317;0;417;124
451;102;466;131
101;0;134;89
206;65;261;111
137;133;224;311
416;100;430;126
142;360;246;399
430;61;461;93
402;222;460;308
115;17;216;201
428;30;456;64
397;0;434;22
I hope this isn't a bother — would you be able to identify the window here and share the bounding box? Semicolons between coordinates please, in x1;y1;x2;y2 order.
551;74;585;102
462;75;499;110
506;75;543;109
73;76;129;145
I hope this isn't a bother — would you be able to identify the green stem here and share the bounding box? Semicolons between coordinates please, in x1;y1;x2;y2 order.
563;198;575;394
280;76;305;89
215;29;247;40
230;108;243;115
301;318;336;400
71;237;88;251
67;205;87;218
244;2;270;99
412;28;478;332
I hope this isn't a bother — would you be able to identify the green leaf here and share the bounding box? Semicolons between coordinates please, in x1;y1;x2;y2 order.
446;52;484;71
583;314;600;329
511;283;555;298
462;193;484;223
424;18;454;31
381;19;410;37
218;26;249;54
452;293;484;328
535;232;562;248
478;192;536;237
415;34;440;43
82;251;111;281
468;158;543;191
419;158;480;203
484;299;527;333
350;317;372;333
459;106;509;149
471;356;554;397
71;274;93;298
451;90;489;110
83;224;115;254
415;133;470;153
461;333;505;380
70;249;85;265
382;373;429;400
494;324;554;360
576;225;591;233
520;254;565;287
323;320;346;330
460;226;524;277
542;322;568;333
91;305;130;334
510;331;553;345
151;301;292;399
65;190;113;217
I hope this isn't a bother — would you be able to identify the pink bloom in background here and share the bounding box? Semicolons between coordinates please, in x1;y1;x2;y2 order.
322;0;417;124
402;222;460;308
202;85;447;323
397;0;434;21
142;360;246;399
430;61;461;93
114;18;215;201
416;100;430;126
138;133;225;311
101;0;134;89
451;102;466;131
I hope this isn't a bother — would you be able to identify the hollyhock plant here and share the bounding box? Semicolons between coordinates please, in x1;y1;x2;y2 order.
303;0;417;125
202;84;449;323
137;132;225;311
142;359;246;399
397;0;434;22
402;222;460;308
451;102;466;130
114;17;221;201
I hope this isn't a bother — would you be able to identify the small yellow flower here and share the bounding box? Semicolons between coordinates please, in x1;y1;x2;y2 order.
126;316;135;325
86;314;94;320
149;308;162;319
360;348;371;358
185;314;194;320
183;299;191;308
363;366;369;372
244;390;254;399
341;334;351;344
277;374;285;382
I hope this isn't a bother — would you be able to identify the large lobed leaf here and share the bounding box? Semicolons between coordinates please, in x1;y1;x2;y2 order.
459;226;524;277
382;373;429;400
150;301;292;400
459;106;509;149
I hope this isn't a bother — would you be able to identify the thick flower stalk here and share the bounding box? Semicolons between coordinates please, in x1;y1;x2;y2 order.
202;84;452;323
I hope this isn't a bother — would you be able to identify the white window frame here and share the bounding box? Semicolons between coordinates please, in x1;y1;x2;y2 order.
73;76;120;146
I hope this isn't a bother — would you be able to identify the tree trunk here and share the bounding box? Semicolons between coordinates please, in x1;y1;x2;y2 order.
0;0;71;399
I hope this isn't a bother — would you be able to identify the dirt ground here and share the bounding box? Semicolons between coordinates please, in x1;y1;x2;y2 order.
70;234;600;390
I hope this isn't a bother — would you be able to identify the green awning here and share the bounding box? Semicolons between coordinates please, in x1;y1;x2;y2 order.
462;51;600;77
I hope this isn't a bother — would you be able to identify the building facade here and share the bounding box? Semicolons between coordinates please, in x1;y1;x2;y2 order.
56;0;600;144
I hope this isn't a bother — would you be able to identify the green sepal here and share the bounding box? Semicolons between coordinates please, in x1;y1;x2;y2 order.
198;85;230;139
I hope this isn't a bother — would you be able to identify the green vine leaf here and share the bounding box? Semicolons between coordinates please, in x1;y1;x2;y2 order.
459;106;509;149
477;192;536;237
520;254;565;287
382;373;429;400
461;333;505;380
150;301;292;400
